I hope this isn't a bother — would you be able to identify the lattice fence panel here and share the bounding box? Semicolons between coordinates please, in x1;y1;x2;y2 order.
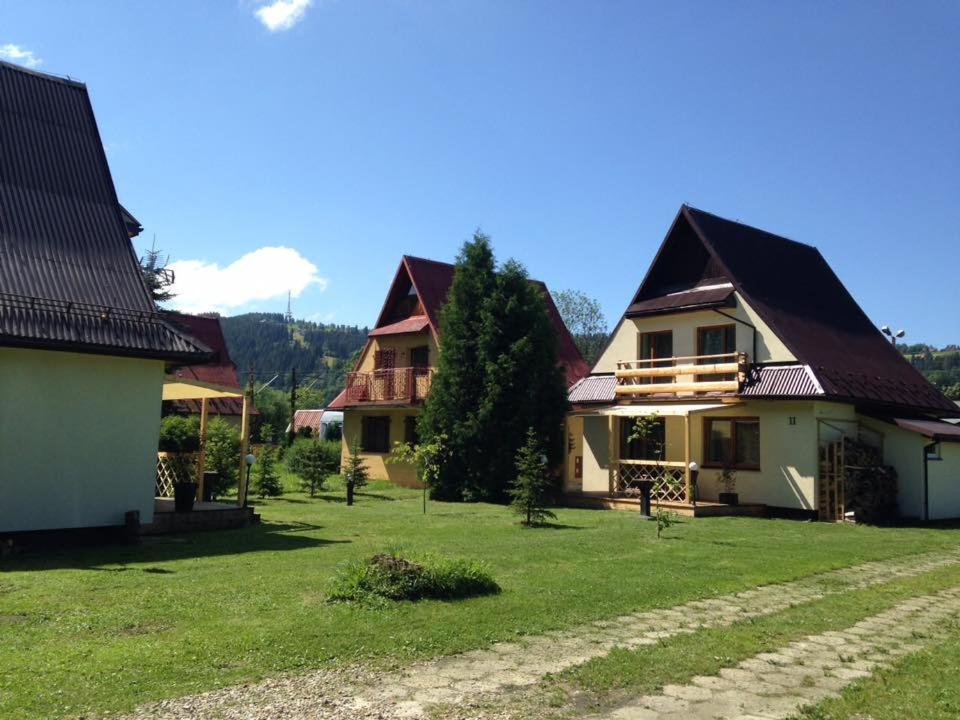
156;452;198;497
615;463;687;503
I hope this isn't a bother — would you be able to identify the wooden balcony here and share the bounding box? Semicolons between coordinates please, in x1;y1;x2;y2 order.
614;352;748;398
344;367;433;406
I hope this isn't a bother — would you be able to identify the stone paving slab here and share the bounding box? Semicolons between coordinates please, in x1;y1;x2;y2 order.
592;585;960;720
120;548;960;720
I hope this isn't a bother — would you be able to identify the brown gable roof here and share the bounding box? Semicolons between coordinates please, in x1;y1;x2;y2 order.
364;255;589;387
0;61;205;361
625;206;953;414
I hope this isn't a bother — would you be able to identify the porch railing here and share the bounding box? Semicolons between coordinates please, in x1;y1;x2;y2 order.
344;367;433;405
615;352;748;398
613;459;689;504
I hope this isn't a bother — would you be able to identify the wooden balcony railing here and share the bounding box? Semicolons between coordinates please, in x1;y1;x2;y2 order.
344;367;433;405
614;352;748;397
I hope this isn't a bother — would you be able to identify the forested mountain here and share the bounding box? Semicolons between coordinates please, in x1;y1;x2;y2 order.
900;344;960;400
219;312;368;404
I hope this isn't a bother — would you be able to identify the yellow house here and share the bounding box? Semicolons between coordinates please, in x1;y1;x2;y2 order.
565;206;960;521
328;255;589;486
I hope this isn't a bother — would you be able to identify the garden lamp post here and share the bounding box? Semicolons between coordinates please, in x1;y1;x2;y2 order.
689;461;699;508
243;453;256;507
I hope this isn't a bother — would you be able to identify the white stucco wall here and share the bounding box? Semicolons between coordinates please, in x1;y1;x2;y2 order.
928;442;960;521
0;347;165;532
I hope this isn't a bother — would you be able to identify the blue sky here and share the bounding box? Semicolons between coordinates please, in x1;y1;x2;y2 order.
2;1;957;345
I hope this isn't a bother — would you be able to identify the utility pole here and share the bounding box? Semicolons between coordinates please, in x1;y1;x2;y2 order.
288;367;298;446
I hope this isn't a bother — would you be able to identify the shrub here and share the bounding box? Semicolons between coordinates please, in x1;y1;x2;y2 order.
328;551;500;603
204;418;240;497
158;415;200;452
291;439;341;497
253;445;283;498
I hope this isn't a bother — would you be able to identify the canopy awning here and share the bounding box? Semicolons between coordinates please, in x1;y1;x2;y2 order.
597;402;734;417
162;377;245;401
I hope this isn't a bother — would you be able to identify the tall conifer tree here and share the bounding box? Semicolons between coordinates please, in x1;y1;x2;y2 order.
419;232;496;500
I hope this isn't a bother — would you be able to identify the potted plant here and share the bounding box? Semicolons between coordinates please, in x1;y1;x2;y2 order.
718;462;738;506
171;454;198;513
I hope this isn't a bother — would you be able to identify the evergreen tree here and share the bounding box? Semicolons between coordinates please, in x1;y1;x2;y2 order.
343;439;370;506
509;428;557;526
419;232;496;500
253;445;283;498
139;241;176;304
295;439;338;497
419;234;569;502
475;260;568;501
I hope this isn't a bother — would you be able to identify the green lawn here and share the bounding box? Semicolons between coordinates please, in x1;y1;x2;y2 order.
2;477;959;719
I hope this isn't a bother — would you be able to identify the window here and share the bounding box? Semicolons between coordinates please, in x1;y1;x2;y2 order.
620;417;666;460
410;345;430;369
697;325;736;383
703;418;760;469
639;331;673;384
404;415;419;446
361;416;391;453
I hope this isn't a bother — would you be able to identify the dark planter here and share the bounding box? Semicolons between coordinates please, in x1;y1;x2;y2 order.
174;482;198;513
719;491;739;506
202;471;219;502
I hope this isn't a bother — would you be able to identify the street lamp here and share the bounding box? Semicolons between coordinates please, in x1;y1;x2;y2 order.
689;461;699;508
880;326;906;348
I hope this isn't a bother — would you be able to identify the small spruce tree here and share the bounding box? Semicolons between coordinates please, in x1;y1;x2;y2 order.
509;428;557;526
253;445;283;498
343;439;370;506
139;240;176;304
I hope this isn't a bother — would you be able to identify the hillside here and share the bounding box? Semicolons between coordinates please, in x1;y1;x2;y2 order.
220;313;368;405
900;343;960;400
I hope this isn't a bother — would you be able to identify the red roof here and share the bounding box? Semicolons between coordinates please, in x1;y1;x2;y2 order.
363;255;588;387
326;388;348;410
164;312;257;416
368;315;430;337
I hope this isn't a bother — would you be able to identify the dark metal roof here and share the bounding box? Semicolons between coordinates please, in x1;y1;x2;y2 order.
0;60;206;361
892;418;960;443
740;364;823;398
625;284;734;318
622;205;956;414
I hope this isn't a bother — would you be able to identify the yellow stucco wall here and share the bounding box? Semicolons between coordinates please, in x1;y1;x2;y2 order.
0;347;165;532
858;417;925;519
355;332;438;373
571;400;821;509
593;293;795;373
341;407;421;487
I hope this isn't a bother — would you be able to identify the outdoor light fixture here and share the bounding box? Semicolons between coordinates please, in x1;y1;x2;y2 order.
245;453;256;466
881;326;906;346
242;453;256;509
689;461;699;508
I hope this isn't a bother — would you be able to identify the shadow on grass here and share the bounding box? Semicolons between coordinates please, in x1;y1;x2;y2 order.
1;521;347;572
523;522;585;530
307;492;397;504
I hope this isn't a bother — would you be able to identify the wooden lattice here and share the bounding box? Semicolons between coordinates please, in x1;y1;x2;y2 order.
614;461;687;503
818;441;845;522
155;452;198;497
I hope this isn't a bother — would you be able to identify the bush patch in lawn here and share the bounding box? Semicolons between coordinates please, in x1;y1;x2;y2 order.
328;551;500;603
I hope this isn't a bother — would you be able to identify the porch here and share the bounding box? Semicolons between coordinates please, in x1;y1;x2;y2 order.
565;401;758;515
141;499;260;535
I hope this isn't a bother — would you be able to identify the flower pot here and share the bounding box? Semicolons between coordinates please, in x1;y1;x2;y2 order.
719;492;739;506
174;482;198;513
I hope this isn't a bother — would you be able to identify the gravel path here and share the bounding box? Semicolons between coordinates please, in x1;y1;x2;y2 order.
592;585;960;720
120;548;960;720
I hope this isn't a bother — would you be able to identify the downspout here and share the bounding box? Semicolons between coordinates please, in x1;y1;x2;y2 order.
923;442;935;522
713;308;757;364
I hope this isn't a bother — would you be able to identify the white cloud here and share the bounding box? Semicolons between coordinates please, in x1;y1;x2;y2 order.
255;0;313;31
168;246;327;314
0;43;42;68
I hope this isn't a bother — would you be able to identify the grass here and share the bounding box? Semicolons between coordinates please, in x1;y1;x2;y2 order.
795;622;960;719
516;564;960;718
2;478;959;719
